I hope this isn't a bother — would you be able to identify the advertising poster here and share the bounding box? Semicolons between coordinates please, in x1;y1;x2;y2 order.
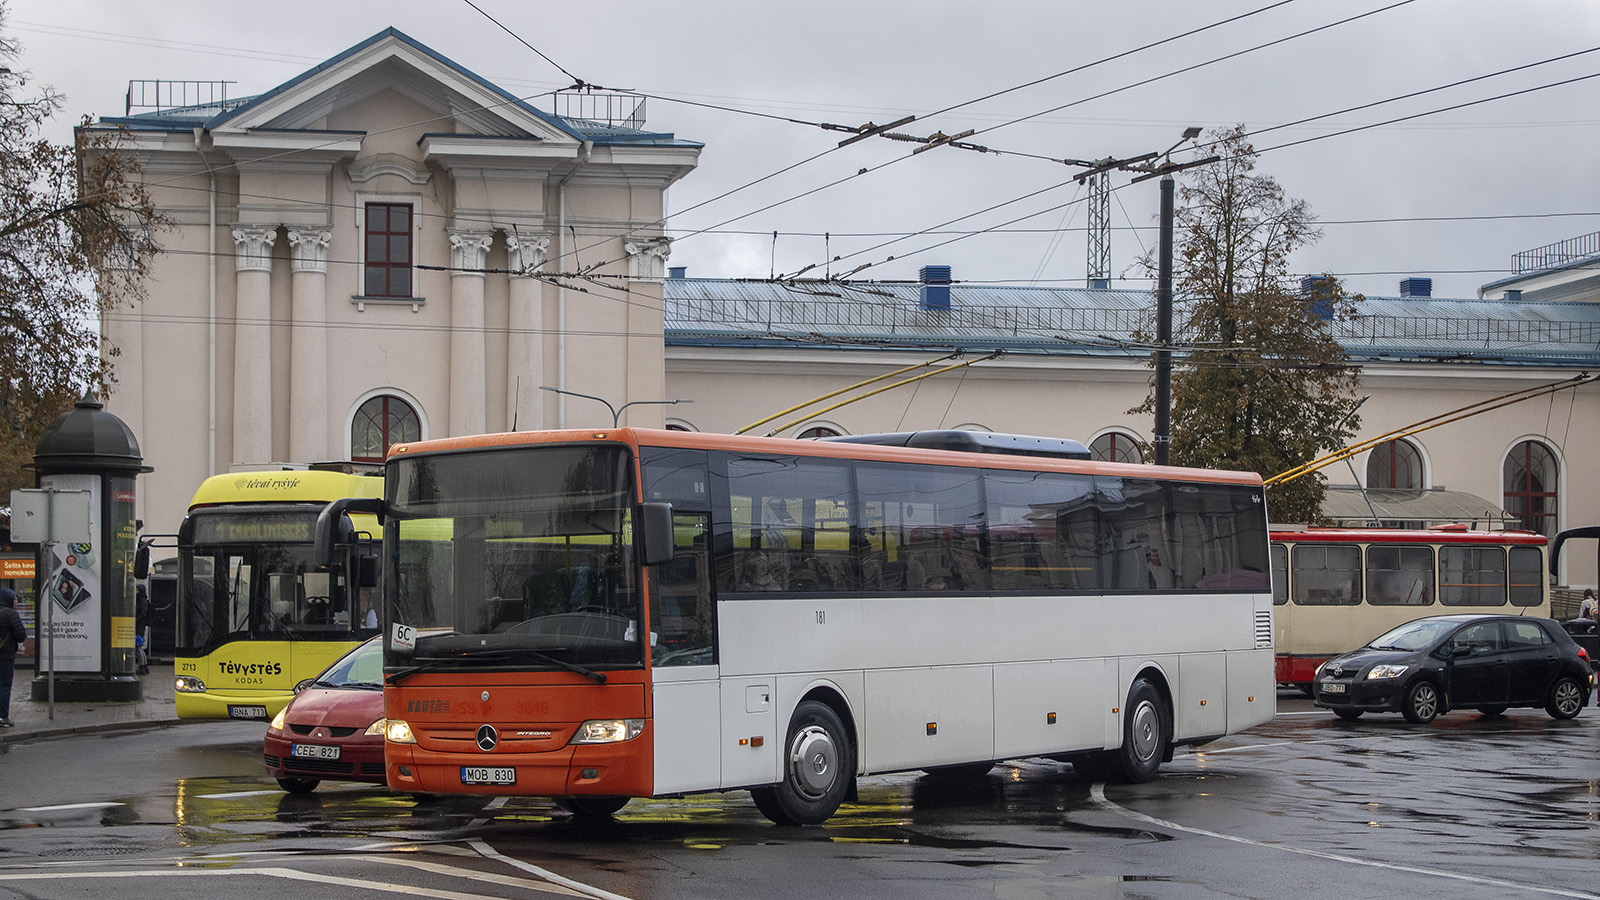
38;473;101;672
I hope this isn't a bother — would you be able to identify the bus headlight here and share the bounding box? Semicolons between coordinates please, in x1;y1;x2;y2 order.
385;719;417;744
570;719;645;744
269;708;288;731
175;676;207;693
1366;664;1409;680
364;718;387;737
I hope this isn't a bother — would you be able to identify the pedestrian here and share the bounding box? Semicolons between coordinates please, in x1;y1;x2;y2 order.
0;587;30;727
1580;588;1598;620
134;583;151;675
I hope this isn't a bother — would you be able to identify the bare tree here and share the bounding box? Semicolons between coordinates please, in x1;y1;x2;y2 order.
0;6;164;498
1135;125;1360;524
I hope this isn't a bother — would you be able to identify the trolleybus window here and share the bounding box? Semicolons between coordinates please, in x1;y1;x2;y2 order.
1365;544;1434;606
1509;545;1543;606
1291;544;1362;605
1440;546;1506;606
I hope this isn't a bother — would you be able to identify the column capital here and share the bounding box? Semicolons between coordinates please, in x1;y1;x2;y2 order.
625;236;672;280
507;233;551;277
449;229;495;275
286;228;333;274
232;225;277;272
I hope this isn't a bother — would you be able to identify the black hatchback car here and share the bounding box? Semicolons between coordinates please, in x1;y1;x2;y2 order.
1313;614;1592;723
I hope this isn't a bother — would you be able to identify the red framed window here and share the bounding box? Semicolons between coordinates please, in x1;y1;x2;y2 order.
1090;431;1144;464
1503;439;1557;537
364;203;412;298
1366;438;1423;490
352;395;421;463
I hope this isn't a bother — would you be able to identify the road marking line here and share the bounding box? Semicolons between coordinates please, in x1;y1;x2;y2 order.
18;802;121;812
1090;784;1600;899
465;795;509;829
0;865;579;899
470;838;635;900
196;790;281;799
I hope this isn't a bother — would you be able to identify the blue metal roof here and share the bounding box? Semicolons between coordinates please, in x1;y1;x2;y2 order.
663;278;1600;367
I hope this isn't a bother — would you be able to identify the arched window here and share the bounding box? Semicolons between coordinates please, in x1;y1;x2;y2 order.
1090;431;1144;464
1366;438;1424;490
797;426;841;440
351;395;420;463
1503;440;1558;537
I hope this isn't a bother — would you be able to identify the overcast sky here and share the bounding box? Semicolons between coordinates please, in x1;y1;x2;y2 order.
8;0;1599;300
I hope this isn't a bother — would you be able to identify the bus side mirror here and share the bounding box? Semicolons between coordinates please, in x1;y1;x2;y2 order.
358;554;379;588
134;541;151;580
640;502;675;567
315;497;386;566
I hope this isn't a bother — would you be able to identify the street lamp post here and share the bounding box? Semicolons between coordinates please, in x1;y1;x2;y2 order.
538;386;692;428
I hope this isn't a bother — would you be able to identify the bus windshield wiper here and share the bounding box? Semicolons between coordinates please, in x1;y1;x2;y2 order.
386;647;607;684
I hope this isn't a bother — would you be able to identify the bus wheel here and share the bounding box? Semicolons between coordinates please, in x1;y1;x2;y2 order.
752;700;853;826
556;796;630;818
1108;679;1167;783
276;777;318;794
1545;676;1585;720
1402;680;1440;724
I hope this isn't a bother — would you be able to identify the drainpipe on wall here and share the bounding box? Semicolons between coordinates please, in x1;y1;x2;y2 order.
555;140;593;428
195;126;218;475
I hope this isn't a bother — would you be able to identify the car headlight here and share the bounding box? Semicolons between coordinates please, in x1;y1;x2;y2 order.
570;719;645;744
1366;664;1410;680
385;719;417;744
364;718;387;737
269;708;288;731
175;676;207;693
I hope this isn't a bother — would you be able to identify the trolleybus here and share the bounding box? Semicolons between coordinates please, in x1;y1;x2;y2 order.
168;468;383;719
325;428;1276;824
1270;525;1550;692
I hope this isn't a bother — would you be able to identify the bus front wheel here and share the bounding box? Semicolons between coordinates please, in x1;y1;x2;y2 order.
751;700;853;826
555;796;630;818
1108;678;1168;783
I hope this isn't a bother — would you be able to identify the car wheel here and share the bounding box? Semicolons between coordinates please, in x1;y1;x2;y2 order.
1476;706;1507;717
276;777;319;794
1333;709;1364;721
1106;678;1168;783
555;796;630;817
751;700;853;825
1544;676;1585;720
1402;681;1440;724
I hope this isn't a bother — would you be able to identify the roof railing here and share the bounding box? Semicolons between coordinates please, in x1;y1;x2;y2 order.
125;80;243;115
1512;230;1600;275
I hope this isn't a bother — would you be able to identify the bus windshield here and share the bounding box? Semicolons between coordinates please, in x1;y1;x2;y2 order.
178;508;367;653
385;444;641;670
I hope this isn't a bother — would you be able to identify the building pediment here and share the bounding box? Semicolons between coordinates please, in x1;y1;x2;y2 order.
209;29;583;148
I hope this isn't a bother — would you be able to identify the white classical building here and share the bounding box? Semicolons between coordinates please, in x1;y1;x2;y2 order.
88;29;1600;592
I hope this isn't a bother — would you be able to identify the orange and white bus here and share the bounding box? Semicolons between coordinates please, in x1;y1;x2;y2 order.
324;428;1275;824
1270;525;1550;691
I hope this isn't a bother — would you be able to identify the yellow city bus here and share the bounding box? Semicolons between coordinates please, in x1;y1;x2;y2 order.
320;428;1275;824
170;469;383;719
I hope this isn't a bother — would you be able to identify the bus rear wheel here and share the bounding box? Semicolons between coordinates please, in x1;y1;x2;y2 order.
751;700;853;826
1107;678;1168;783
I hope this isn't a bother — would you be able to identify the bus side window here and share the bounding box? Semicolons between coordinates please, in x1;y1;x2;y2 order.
651;515;714;666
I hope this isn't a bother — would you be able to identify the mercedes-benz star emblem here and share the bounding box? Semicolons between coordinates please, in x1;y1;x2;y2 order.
476;724;498;752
